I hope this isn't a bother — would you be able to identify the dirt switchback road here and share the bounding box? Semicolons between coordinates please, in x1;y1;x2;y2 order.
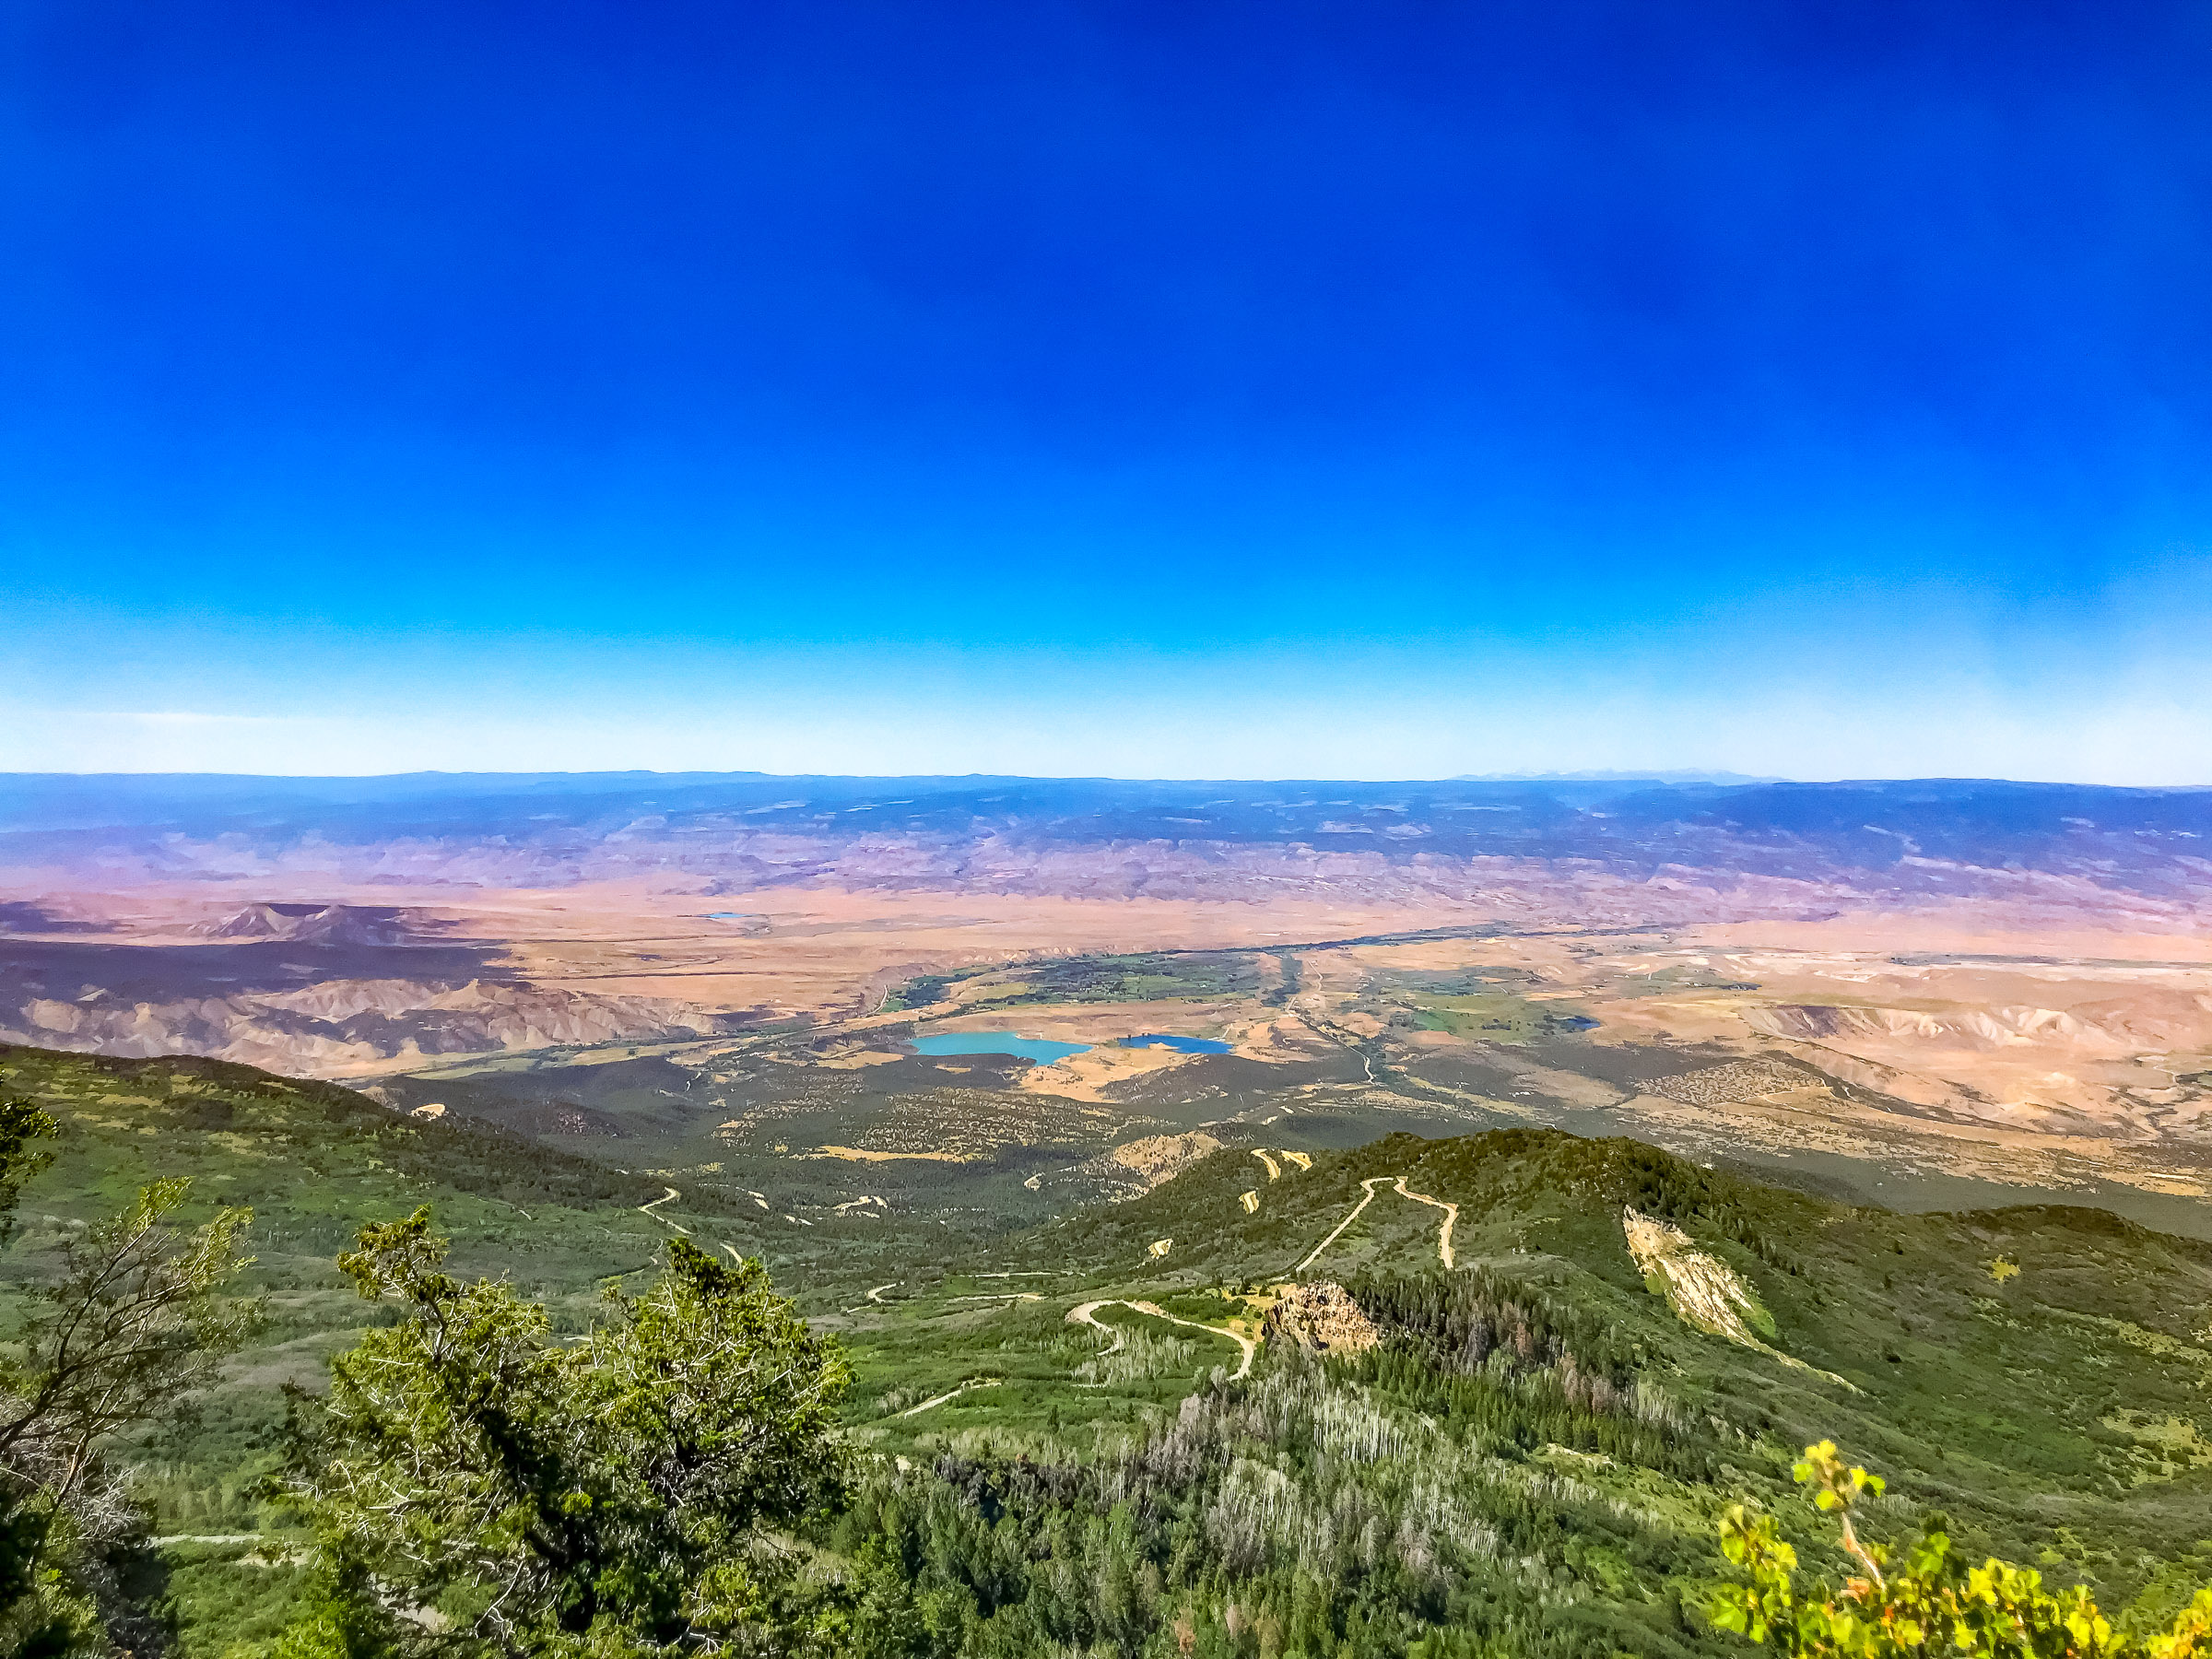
1066;1299;1256;1381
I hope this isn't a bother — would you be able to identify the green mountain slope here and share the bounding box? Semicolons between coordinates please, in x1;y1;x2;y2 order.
0;1044;802;1653
1043;1125;2212;1524
830;1133;2212;1655
6;1042;2212;1657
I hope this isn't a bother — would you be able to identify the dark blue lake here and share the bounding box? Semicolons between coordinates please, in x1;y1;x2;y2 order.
1123;1033;1233;1054
912;1031;1090;1065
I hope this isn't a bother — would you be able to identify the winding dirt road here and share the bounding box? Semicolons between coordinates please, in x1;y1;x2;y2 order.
1389;1177;1460;1269
1297;1177;1394;1271
637;1186;690;1236
1066;1299;1256;1380
895;1378;1003;1418
1299;1174;1461;1272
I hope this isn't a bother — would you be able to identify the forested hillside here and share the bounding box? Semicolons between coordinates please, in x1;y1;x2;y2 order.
1;1044;2210;1655
825;1133;2212;1656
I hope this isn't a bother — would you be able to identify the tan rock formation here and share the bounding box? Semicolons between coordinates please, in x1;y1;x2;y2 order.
1264;1281;1382;1356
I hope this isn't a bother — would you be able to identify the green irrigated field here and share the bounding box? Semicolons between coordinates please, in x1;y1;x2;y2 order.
885;950;1265;1013
1410;991;1601;1042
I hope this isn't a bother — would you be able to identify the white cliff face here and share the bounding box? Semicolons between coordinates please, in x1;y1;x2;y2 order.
1620;1206;1852;1388
1621;1206;1768;1347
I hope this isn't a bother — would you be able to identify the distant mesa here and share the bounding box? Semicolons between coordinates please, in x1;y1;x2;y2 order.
1037;1131;1223;1204
190;902;449;947
1109;1132;1223;1187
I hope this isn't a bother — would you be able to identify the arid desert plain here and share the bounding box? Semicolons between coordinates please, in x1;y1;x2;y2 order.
6;771;2211;1232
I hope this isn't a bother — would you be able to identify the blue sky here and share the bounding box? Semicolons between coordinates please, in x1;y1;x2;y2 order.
5;0;2211;780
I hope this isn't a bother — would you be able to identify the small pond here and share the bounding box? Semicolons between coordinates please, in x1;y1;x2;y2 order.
1123;1033;1233;1054
912;1030;1091;1065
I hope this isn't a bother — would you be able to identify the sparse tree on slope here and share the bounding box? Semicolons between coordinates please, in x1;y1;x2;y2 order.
0;1095;258;1658
275;1210;854;1656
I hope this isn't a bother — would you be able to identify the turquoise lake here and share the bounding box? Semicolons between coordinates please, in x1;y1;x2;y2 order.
912;1030;1091;1065
1123;1033;1233;1054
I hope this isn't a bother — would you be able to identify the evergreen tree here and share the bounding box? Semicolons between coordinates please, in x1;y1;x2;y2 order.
276;1211;853;1655
0;1094;257;1658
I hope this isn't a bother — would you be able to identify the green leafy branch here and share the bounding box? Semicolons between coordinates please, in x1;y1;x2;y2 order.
1715;1441;2212;1659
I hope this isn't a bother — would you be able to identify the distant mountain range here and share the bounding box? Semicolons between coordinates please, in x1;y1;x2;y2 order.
3;771;2209;900
1449;769;1787;784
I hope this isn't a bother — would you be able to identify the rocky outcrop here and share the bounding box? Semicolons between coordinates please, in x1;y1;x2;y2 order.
1264;1281;1382;1356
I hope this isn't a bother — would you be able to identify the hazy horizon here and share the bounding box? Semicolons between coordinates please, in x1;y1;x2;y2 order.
5;764;2209;791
